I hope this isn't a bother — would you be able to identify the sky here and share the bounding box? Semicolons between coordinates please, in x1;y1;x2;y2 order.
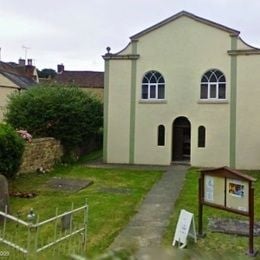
0;0;260;72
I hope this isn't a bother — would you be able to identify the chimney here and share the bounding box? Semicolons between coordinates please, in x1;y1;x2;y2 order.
25;66;35;80
27;59;33;66
18;58;26;66
57;64;64;73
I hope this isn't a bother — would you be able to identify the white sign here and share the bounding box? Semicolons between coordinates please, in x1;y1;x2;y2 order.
205;176;214;202
172;209;197;248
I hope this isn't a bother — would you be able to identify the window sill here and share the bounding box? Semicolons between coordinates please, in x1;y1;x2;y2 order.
139;99;167;104
197;99;229;104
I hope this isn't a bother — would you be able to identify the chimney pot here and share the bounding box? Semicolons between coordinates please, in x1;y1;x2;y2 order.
18;58;26;66
27;59;33;66
57;64;64;73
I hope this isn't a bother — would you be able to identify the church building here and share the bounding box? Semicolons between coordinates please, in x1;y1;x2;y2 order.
103;11;260;169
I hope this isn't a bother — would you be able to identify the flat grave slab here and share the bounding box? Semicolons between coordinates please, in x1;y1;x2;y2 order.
208;218;260;236
98;187;132;194
47;178;93;192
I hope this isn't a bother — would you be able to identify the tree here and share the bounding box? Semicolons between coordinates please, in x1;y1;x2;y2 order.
0;123;25;178
38;68;57;79
5;85;103;157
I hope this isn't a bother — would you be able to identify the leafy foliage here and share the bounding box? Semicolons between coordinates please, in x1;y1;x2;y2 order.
5;86;103;153
37;68;57;79
0;123;25;178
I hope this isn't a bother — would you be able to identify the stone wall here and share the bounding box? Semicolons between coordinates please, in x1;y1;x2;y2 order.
19;137;63;174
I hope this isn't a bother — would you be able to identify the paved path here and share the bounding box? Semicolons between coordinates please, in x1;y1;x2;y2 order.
109;165;188;253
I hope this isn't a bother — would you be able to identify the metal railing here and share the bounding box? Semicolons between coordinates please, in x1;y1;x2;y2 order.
0;202;88;259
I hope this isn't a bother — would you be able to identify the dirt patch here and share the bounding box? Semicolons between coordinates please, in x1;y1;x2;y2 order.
10;191;37;198
99;187;132;194
47;178;93;192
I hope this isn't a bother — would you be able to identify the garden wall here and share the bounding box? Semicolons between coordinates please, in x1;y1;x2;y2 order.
19;137;63;174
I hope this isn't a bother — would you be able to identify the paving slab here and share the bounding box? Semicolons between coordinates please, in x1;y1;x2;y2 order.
109;165;188;252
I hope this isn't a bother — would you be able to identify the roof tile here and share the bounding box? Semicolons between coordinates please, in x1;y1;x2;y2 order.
55;71;104;88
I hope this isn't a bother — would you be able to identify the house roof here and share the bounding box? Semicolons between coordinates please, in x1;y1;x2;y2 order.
55;71;104;88
130;11;240;40
0;61;36;89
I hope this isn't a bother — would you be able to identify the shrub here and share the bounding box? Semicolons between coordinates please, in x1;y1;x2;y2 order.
5;85;103;156
0;123;25;178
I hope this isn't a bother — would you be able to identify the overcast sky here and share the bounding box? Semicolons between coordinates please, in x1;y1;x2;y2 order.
1;0;260;72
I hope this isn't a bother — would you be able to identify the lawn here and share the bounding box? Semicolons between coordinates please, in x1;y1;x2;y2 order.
163;168;260;259
1;150;163;258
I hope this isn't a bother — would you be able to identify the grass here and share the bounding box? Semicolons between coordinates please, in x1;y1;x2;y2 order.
1;150;163;258
163;168;260;259
5;153;260;259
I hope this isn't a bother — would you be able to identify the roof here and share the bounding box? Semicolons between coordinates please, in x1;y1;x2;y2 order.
55;71;104;88
131;11;240;40
201;166;256;182
0;61;36;89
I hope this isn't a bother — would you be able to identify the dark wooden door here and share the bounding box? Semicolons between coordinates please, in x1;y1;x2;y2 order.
172;117;191;161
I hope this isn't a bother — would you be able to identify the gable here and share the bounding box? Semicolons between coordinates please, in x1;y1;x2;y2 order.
131;11;239;40
0;73;19;89
0;61;37;89
114;11;239;58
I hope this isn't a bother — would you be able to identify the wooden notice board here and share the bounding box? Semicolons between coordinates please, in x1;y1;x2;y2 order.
198;166;257;256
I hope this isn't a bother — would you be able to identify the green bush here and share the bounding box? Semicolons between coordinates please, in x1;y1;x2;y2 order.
5;86;103;156
0;123;25;178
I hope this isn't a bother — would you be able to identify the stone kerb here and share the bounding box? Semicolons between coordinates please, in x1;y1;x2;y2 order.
19;137;63;174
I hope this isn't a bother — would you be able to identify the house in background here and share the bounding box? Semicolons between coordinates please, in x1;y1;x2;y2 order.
54;64;104;100
0;59;38;120
103;11;260;169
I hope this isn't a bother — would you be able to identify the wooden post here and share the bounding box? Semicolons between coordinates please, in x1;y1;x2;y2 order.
198;176;203;236
247;184;257;256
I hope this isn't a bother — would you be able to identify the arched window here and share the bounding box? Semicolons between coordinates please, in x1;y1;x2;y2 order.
142;71;165;100
200;69;226;100
158;125;165;146
198;126;206;147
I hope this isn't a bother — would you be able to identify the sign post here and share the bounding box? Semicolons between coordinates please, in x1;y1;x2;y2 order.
173;209;197;248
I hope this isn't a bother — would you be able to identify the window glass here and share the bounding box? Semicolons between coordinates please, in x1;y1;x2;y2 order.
219;84;226;99
158;85;165;99
209;73;218;82
200;84;208;99
198;126;206;147
158;125;165;146
142;77;149;84
142;85;148;99
210;84;216;98
215;70;223;79
150;85;156;98
158;76;165;83
218;74;226;82
201;75;208;82
150;75;157;83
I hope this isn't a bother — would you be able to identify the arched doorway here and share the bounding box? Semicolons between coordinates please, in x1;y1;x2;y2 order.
172;117;191;161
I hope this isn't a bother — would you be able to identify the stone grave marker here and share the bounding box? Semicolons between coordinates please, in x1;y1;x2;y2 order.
0;174;9;222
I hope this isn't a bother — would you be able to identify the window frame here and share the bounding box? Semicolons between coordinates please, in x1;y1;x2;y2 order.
200;69;226;101
141;71;165;100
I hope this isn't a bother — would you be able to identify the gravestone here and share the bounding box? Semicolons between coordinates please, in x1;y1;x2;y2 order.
0;174;9;222
61;213;72;231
